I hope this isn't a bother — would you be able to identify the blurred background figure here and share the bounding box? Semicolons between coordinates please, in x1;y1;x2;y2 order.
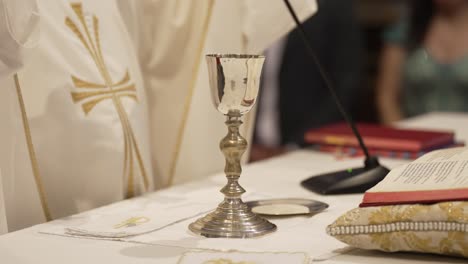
252;0;363;160
377;0;468;124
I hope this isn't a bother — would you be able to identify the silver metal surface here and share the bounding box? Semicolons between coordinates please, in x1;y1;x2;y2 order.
189;54;276;238
245;198;329;217
206;54;265;115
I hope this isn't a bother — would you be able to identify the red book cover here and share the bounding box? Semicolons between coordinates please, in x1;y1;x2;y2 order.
316;144;422;159
315;142;465;160
361;189;468;207
304;122;454;152
359;147;468;207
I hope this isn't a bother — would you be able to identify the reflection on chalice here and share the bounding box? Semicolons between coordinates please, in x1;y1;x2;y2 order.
188;54;277;238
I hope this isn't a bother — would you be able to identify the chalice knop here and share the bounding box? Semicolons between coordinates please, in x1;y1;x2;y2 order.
188;54;277;238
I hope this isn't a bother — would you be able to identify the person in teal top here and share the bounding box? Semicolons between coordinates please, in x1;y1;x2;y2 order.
376;0;468;124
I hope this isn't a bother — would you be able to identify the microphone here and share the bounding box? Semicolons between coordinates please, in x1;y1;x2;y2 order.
282;0;390;194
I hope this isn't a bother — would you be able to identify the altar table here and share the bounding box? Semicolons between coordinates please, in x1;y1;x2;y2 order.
1;112;467;264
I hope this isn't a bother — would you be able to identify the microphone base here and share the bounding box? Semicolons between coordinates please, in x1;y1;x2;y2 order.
301;165;390;195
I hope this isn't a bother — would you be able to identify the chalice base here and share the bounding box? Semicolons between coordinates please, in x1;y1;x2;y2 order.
189;200;277;238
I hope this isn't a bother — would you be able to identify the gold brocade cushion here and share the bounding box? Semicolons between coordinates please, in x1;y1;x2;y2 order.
326;202;468;258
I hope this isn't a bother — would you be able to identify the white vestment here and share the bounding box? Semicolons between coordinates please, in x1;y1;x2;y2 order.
0;0;47;232
0;0;154;232
0;0;317;232
121;0;318;187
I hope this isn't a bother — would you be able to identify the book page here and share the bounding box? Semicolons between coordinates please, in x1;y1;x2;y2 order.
367;147;468;192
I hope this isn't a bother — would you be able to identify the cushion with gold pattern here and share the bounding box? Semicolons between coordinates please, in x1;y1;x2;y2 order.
327;202;468;258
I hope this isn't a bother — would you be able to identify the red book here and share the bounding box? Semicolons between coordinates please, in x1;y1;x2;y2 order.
316;144;423;159
305;122;455;152
360;147;468;206
315;142;464;160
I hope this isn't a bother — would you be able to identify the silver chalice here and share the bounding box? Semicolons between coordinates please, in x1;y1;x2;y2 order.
188;54;277;238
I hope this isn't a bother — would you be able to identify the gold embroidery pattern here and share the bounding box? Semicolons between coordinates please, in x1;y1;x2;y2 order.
368;206;436;252
329;202;468;258
177;251;308;264
438;202;468;256
113;216;150;229
334;207;362;226
14;74;52;221
65;3;148;197
203;259;256;264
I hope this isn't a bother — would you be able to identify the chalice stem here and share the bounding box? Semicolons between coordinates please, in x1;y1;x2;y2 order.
220;114;246;200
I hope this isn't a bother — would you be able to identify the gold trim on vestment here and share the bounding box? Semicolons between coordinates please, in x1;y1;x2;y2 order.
66;2;149;197
167;0;215;187
14;74;52;221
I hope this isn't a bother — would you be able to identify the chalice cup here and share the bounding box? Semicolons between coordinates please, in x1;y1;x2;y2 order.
188;54;277;238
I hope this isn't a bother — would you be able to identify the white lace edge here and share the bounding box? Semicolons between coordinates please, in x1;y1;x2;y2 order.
327;221;468;236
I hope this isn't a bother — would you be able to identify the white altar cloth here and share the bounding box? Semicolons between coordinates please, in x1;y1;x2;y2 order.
1;112;467;264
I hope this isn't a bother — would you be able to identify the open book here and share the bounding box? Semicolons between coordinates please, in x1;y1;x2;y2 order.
360;147;468;207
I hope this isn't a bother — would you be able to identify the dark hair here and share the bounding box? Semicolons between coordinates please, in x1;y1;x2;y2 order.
408;0;435;50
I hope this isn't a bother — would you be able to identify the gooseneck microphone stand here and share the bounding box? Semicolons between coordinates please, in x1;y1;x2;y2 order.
283;0;390;194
